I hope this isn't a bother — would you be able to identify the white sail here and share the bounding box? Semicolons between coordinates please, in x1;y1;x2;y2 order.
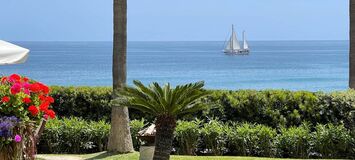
243;31;249;50
231;30;241;50
224;25;241;51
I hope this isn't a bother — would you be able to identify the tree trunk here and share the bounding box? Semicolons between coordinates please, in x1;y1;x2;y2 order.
107;0;134;152
350;0;355;88
153;115;176;160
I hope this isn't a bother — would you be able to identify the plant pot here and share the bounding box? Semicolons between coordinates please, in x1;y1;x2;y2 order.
139;145;155;160
0;141;23;160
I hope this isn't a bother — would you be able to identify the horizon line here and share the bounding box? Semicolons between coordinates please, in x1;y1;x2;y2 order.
7;39;350;42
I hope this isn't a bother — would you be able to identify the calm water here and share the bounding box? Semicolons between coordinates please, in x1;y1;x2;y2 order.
0;41;349;91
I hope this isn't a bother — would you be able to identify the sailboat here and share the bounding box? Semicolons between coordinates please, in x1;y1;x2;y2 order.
223;25;250;55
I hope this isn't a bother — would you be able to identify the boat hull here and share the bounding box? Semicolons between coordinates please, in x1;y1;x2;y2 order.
224;49;249;55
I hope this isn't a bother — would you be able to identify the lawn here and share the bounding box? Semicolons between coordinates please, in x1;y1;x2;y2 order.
36;152;303;160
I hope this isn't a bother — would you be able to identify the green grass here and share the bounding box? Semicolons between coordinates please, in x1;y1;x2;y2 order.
37;152;303;160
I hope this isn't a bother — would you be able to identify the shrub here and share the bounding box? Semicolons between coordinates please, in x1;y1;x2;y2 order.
39;117;146;153
310;124;353;159
49;86;112;121
39;117;110;154
49;87;355;129
49;86;154;122
276;123;311;158
200;120;227;155
175;119;201;155
226;123;276;157
130;119;145;151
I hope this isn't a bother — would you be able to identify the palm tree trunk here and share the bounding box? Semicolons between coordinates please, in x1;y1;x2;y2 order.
107;0;134;152
350;0;355;88
153;115;176;160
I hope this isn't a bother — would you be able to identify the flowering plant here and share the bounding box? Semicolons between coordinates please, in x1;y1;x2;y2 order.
0;116;20;145
0;74;55;159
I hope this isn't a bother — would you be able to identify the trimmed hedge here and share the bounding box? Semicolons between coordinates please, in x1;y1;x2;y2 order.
38;118;145;154
49;86;154;122
203;90;355;128
39;118;355;159
49;87;355;129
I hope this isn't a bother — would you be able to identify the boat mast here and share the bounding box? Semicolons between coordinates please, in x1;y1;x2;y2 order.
243;31;245;49
231;24;234;50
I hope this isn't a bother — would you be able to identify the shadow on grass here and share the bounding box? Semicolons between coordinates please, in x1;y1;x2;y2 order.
85;151;136;160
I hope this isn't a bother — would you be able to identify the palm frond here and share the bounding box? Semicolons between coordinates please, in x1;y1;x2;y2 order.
121;80;209;117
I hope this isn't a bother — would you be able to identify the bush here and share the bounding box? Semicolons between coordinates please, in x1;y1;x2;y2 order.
130;119;145;151
39;117;110;153
276;123;311;158
205;89;355;128
50;86;112;121
175;119;201;155
39;117;145;153
226;123;276;157
310;124;354;159
200;120;227;155
49;86;153;122
38;118;355;159
49;87;355;129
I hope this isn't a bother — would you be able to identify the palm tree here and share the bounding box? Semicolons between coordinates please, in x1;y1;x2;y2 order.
119;80;209;160
107;0;134;152
350;0;355;88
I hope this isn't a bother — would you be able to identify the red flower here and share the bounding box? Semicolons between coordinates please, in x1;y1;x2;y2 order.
46;96;54;103
1;96;10;103
28;105;39;116
10;83;22;95
22;97;32;104
30;82;49;94
39;95;46;101
29;83;40;93
22;77;29;82
1;77;7;84
39;102;50;112
9;74;21;83
45;109;56;119
39;83;50;94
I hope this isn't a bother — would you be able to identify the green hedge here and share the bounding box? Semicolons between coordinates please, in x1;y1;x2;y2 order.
49;87;355;128
39;118;354;159
203;90;355;128
49;86;154;122
38;118;145;154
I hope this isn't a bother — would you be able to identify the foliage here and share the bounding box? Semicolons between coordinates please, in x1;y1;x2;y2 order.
119;80;208;117
49;86;153;122
226;123;276;157
39;117;109;153
39;117;146;153
175;119;201;155
49;86;112;122
37;118;354;159
119;80;208;160
49;87;355;129
204;89;355;128
276;123;311;158
129;119;145;151
310;124;354;158
200;120;227;156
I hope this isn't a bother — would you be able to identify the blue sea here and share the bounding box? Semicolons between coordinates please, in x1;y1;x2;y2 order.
0;41;349;91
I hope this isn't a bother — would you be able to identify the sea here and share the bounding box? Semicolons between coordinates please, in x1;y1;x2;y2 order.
0;41;349;91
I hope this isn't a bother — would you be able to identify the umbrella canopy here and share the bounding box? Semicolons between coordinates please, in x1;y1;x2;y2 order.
0;40;29;65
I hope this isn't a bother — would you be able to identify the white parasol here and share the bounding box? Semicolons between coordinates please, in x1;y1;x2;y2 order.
0;40;29;65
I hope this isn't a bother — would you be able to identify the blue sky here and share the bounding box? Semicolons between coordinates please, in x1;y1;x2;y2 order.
0;0;349;41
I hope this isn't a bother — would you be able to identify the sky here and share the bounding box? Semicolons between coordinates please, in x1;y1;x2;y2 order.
0;0;349;41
